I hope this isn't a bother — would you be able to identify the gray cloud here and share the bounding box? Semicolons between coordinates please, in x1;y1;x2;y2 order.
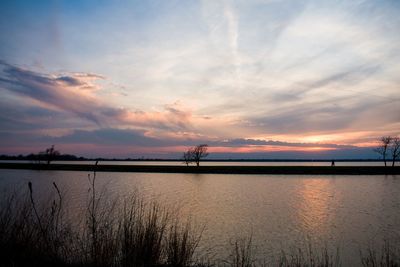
45;128;168;147
56;76;84;86
0;113;379;158
245;99;374;134
0;128;172;153
0;61;192;131
0;101;62;131
0;62;104;124
298;65;381;95
207;147;378;160
210;138;355;149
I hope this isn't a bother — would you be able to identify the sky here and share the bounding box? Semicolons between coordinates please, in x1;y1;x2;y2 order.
0;0;399;159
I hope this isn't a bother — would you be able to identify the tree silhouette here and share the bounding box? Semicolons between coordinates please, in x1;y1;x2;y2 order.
40;145;60;165
374;136;393;167
191;144;209;166
182;144;209;166
182;150;193;166
390;137;400;167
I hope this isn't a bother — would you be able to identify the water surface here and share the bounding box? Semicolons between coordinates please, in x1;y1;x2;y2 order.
0;169;399;265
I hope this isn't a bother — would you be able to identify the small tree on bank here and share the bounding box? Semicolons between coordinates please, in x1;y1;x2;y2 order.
182;144;209;166
374;136;392;167
374;136;400;167
39;145;60;165
183;150;193;166
192;144;209;166
390;137;400;167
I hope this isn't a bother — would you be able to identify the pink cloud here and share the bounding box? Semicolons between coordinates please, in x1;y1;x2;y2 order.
0;62;193;131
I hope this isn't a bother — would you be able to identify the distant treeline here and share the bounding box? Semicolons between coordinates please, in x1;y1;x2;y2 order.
0;154;85;161
0;154;388;162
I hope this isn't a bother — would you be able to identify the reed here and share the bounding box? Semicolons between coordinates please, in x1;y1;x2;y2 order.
0;173;203;267
227;236;255;267
165;221;204;267
360;240;400;267
278;245;340;267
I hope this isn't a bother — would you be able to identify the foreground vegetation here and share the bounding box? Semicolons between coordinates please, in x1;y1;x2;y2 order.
0;173;399;266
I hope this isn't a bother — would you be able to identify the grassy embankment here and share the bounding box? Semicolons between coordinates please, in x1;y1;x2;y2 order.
1;162;400;175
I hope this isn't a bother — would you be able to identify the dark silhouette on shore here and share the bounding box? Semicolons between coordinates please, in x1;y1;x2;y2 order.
182;144;209;166
390;137;400;167
39;145;60;164
375;135;400;167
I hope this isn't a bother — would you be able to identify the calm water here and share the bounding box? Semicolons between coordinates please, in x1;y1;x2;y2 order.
0;160;388;166
0;169;399;265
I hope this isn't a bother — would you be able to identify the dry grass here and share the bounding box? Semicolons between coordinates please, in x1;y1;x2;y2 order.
165;221;204;267
0;171;203;267
119;196;169;266
361;240;400;267
278;245;340;267
220;238;340;267
227;236;255;267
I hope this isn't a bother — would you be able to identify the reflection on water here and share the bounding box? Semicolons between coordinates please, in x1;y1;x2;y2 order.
296;179;336;237
0;169;399;266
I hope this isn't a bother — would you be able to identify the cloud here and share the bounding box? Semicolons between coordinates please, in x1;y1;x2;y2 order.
44;128;168;147
223;0;240;82
241;99;373;134
0;62;106;124
299;65;381;94
0;125;369;158
210;138;355;149
55;73;104;90
0;99;66;131
206;147;377;160
0;62;193;131
1;1;399;158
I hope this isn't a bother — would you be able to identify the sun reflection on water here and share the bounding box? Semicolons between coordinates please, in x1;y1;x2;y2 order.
296;178;339;239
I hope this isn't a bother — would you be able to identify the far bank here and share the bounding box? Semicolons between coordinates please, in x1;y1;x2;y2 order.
0;163;399;175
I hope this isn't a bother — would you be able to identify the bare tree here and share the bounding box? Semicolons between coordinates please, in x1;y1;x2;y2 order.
191;144;209;166
390;137;400;167
374;136;392;167
183;144;209;166
182;150;193;166
40;145;60;165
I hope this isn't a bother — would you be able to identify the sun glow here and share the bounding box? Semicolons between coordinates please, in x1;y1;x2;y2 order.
0;0;399;158
208;145;335;153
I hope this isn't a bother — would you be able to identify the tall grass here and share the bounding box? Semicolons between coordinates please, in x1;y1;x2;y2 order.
226;236;255;267
278;244;340;267
0;170;203;267
360;240;400;267
0;183;72;266
165;221;204;267
221;238;340;267
119;196;169;266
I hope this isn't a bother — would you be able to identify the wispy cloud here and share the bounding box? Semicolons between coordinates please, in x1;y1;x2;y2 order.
222;0;241;85
0;0;399;157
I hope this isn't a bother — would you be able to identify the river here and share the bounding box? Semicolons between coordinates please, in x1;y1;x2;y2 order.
0;168;399;266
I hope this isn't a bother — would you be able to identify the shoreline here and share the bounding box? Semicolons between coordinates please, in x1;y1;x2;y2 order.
0;163;399;175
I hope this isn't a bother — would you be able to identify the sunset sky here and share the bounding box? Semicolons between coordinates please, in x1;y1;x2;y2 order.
0;0;399;159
